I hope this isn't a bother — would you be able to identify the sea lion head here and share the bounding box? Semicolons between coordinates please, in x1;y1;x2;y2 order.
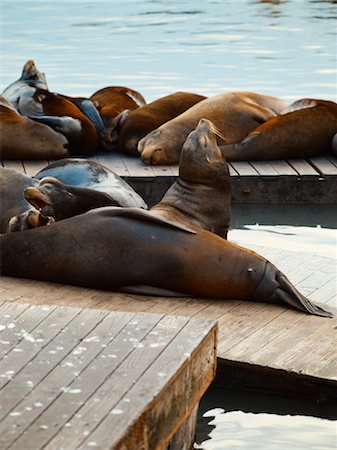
24;177;75;221
179;118;227;185
138;125;183;165
7;209;55;233
20;59;48;90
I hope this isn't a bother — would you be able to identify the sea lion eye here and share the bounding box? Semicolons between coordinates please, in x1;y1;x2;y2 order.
30;74;38;80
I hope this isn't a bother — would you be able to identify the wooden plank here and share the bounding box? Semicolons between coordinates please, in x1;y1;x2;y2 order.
121;154;155;177
73;316;216;450
271;318;336;378
228;163;239;176
249;161;280;176
309;156;337;176
230;161;259;176
327;155;337;168
0;308;135;449
0;304;56;361
0;303;30;329
268;160;298;176
224;308;304;363
287;159;319;176
1;160;25;173
22;160;49;177
95;153;130;177
0;306;216;450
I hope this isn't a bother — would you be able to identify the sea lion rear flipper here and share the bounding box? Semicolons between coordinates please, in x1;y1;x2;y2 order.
76;99;105;133
276;272;333;318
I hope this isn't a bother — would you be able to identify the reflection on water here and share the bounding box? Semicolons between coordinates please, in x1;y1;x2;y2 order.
1;1;337;102
195;386;337;450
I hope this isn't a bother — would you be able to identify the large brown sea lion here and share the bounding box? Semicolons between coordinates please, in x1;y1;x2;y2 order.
151;118;231;238
116;91;206;155
0;206;331;317
220;99;337;161
138;91;288;165
90;86;146;151
0;122;331;317
0;96;69;160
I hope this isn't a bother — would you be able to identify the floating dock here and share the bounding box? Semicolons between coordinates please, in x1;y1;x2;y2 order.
2;153;337;205
0;302;217;450
1;155;336;448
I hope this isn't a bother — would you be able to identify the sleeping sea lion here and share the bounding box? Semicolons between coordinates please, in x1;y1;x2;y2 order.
34;158;147;209
0;206;331;317
90;86;146;151
220;99;337;161
116;91;206;155
138;91;288;165
0;96;69;160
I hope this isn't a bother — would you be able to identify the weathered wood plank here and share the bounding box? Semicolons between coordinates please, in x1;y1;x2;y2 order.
0;308;135;449
287;159;320;176
22;160;49;177
309;156;337;176
268;160;298;176
249;161;280;176
1;160;25;173
0;304;56;361
230;161;259;176
121;154;155;177
77;316;216;450
95;153;130;177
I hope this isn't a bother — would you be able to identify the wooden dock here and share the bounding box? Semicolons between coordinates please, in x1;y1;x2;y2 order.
1;154;337;446
0;303;217;450
2;153;337;205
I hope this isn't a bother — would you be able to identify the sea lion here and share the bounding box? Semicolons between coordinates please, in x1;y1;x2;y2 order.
0;96;69;160
90;86;146;151
138;91;288;165
15;88;101;156
151;118;231;238
116;91;206;155
0;206;331;317
34;158;148;209
220;99;337;161
1;60;48;110
0;168;54;233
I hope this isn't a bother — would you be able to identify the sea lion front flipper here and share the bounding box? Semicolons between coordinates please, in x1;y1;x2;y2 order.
89;206;197;234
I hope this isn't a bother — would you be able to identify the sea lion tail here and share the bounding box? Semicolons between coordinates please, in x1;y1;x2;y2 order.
275;271;333;318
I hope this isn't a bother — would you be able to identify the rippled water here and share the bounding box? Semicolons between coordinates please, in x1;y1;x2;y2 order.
1;0;337;103
2;2;337;448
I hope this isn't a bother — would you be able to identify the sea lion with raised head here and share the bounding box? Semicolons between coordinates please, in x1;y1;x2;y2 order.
138;91;288;165
220;99;337;161
1;59;48;110
116;91;206;155
151;118;231;238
